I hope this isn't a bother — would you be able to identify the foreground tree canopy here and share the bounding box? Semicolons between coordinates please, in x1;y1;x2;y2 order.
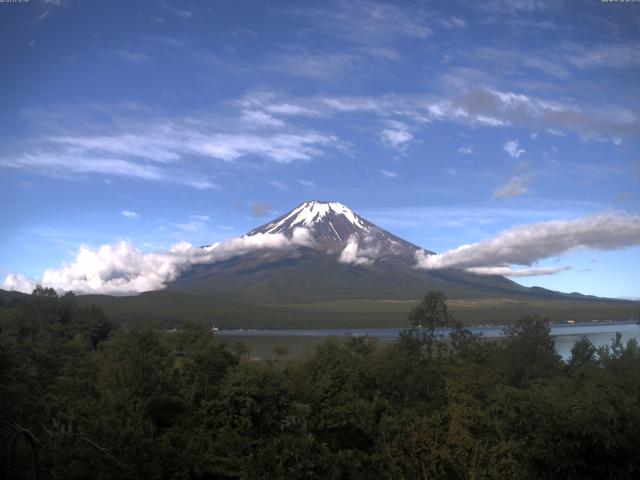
1;289;640;479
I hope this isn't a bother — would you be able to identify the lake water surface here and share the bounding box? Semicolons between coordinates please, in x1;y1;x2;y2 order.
217;321;640;360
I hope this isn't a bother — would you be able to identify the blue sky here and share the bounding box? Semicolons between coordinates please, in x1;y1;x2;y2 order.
1;0;639;297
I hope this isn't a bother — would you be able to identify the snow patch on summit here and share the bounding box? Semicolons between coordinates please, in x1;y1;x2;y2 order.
261;201;367;233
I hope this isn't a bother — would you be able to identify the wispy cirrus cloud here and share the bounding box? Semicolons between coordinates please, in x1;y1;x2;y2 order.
562;42;640;70
291;0;433;60
160;2;194;19
379;169;399;178
241;110;285;129
45;126;337;164
0;110;340;188
469;42;640;83
298;179;315;187
240;85;639;143
0;151;218;190
479;0;559;14
267;52;361;80
107;49;152;65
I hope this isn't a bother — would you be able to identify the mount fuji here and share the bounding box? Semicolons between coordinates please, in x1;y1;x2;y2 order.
166;201;545;303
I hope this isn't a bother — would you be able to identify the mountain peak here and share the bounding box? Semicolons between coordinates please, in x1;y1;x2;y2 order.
248;200;366;238
263;200;365;233
247;200;424;257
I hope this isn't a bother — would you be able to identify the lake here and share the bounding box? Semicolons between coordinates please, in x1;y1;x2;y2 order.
216;321;640;360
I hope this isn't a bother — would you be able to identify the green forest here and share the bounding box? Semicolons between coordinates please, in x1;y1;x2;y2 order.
2;288;640;479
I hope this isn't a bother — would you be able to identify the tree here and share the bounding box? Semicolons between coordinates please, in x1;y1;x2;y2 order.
79;305;113;350
568;336;597;368
408;291;455;332
32;284;58;298
499;315;562;387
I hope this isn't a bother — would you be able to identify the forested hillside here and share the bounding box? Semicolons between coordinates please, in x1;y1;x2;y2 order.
2;288;640;479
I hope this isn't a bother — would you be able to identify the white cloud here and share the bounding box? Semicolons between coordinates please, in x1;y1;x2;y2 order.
0;151;218;190
109;50;151;65
493;175;529;199
3;274;37;294
265;179;285;190
477;115;506;127
546;128;566;137
338;235;378;266
241;110;285;129
190;214;211;221
268;53;358;79
2;229;314;295
266;103;317;116
162;3;194;19
174;221;204;232
415;213;640;274
503;139;525;158
239;92;320;117
466;265;571;277
380;169;398;178
457;146;474;155
380;121;413;150
121;210;139;219
50;132;182;163
439;16;466;29
193;131;338;163
322;96;386;113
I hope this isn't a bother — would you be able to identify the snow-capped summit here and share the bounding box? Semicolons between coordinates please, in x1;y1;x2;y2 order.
247;200;426;257
250;201;365;235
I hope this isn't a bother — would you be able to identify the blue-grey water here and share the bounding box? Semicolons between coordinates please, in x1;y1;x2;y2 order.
217;321;640;360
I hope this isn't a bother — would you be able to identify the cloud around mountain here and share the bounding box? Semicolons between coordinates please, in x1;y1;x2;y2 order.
338;235;380;266
3;228;313;295
415;213;640;276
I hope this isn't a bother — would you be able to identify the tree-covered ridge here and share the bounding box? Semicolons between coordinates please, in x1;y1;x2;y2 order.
2;289;640;479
